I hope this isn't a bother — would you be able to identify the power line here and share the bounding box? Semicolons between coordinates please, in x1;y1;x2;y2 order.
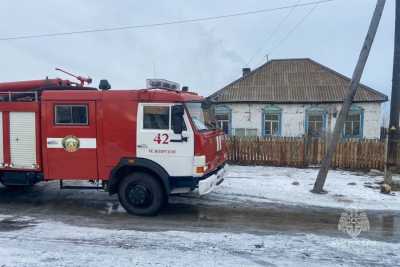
0;0;336;41
261;3;320;60
246;0;302;66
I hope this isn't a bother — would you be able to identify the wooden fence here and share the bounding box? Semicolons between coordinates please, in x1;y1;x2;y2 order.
226;136;385;171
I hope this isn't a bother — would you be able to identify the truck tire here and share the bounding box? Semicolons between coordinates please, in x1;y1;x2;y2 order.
118;172;165;216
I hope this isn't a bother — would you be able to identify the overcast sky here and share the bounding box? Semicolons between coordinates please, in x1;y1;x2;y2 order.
0;0;395;107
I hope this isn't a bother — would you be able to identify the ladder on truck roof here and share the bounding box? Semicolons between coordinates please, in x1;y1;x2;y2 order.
0;91;39;102
0;79;97;102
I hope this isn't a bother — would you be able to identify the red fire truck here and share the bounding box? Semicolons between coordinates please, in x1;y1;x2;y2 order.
0;75;226;215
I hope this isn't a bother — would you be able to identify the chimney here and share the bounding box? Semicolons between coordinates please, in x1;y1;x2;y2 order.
242;68;251;77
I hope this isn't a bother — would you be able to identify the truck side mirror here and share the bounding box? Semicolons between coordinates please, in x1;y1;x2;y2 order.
201;99;212;109
171;105;184;134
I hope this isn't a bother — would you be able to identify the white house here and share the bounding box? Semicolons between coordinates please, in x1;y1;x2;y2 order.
208;58;387;139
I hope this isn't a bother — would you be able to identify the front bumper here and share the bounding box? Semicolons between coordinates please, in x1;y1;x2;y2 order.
198;166;225;195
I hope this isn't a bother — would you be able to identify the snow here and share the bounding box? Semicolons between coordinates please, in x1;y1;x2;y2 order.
0;216;398;267
0;166;399;266
208;165;400;211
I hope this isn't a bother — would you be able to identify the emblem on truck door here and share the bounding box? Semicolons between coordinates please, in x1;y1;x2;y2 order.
62;135;80;152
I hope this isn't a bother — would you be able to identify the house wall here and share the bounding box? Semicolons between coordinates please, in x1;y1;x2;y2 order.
220;102;382;138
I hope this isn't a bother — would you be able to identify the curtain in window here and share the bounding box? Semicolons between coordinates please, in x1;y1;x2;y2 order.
305;107;327;137
343;106;364;138
263;105;282;137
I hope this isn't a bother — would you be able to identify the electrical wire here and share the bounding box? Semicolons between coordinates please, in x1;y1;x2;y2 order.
261;2;321;60
246;0;302;66
0;0;336;41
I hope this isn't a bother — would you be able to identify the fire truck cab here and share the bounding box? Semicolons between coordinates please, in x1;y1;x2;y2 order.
0;78;226;215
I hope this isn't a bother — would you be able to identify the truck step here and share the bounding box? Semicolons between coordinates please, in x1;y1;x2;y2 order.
1;172;43;186
59;180;103;190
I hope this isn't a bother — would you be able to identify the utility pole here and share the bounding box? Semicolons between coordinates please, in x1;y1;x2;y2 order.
312;0;386;193
384;0;400;186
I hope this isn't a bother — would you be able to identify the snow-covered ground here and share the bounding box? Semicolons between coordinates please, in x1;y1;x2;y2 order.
208;165;400;211
0;215;398;267
0;166;399;266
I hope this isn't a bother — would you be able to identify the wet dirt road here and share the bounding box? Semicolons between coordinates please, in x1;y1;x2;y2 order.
0;181;398;243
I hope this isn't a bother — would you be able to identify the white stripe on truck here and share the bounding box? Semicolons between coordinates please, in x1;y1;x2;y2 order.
47;138;97;149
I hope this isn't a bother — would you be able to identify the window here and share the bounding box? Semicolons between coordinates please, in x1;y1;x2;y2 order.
215;106;231;135
344;106;363;138
234;128;257;136
143;106;170;129
264;113;280;136
263;105;281;136
216;114;230;134
306;108;326;137
186;102;215;131
246;129;258;136
55;105;88;125
234;128;246;137
308;114;324;136
304;105;327;137
344;114;361;137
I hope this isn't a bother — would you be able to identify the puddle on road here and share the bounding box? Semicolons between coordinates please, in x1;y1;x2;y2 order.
81;197;400;242
168;202;400;242
0;217;37;232
0;185;398;242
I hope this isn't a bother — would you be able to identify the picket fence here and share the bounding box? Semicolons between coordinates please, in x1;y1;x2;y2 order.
226;136;385;170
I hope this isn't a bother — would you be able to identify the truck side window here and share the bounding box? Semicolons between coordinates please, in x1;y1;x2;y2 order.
143;106;169;129
55;104;88;125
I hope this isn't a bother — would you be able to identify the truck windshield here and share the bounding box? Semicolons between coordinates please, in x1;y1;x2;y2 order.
185;102;215;131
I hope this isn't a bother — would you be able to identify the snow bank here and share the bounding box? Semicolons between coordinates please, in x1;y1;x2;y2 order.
209;165;400;211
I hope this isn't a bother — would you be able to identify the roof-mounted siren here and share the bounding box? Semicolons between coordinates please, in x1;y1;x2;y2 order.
146;79;180;91
55;68;92;87
99;79;111;90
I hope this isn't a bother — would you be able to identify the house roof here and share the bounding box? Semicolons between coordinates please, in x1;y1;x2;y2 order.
209;58;388;104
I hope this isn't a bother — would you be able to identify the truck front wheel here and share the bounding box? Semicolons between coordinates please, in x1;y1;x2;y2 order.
118;172;165;216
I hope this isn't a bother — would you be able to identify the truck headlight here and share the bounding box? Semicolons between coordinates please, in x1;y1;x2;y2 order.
193;155;207;176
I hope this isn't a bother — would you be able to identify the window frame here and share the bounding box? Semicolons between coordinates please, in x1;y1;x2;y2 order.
234;128;246;137
54;104;89;126
233;128;258;137
262;105;282;137
343;106;364;139
142;105;171;130
215;105;231;135
305;107;327;138
245;128;258;137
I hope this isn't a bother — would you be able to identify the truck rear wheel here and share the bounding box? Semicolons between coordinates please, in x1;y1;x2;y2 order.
118;172;165;216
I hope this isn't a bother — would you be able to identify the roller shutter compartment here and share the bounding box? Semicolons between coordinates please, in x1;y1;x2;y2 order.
9;112;36;169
